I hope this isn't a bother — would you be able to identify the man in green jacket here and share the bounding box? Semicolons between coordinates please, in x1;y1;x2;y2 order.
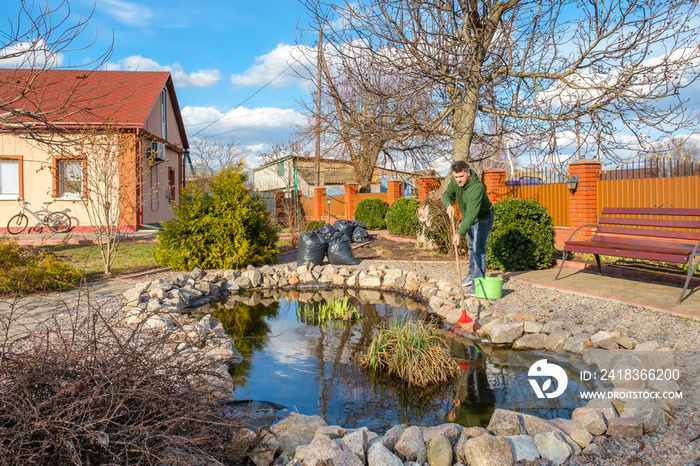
441;160;495;295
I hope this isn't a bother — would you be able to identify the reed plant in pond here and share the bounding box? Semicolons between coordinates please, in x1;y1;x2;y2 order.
361;319;459;388
296;298;360;326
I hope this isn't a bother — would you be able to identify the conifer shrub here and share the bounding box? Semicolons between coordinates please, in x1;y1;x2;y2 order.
385;198;420;236
0;237;81;295
302;220;325;232
486;198;556;271
354;197;389;230
155;164;278;270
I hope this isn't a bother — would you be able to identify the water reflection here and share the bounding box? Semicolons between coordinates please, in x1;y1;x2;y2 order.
193;289;589;432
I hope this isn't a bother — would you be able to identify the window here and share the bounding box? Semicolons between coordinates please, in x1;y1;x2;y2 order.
0;156;23;200
168;167;176;201
161;88;167;140
53;158;85;199
277;161;285;176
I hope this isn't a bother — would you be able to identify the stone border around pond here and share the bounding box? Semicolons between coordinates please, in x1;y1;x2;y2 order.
120;263;678;466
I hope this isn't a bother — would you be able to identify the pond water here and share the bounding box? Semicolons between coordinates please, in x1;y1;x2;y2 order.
194;288;592;433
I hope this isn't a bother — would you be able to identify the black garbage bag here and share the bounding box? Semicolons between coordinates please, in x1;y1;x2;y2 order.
316;223;336;240
352;226;370;243
297;231;327;266
333;219;356;243
327;232;357;265
350;220;367;230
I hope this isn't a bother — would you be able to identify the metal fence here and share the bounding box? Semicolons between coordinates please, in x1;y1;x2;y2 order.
602;155;700;180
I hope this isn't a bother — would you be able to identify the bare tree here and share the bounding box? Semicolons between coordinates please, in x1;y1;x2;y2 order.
0;0;113;143
296;28;451;190
301;0;700;169
49;123;139;277
187;135;246;191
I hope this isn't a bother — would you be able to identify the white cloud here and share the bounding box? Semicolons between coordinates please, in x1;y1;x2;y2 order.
99;0;154;27
107;55;222;88
182;105;305;160
231;43;315;88
0;40;64;68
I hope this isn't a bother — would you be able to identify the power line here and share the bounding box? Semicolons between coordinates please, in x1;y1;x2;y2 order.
190;62;295;137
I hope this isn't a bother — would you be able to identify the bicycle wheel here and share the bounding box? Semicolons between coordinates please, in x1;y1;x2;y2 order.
46;212;71;233
7;214;28;234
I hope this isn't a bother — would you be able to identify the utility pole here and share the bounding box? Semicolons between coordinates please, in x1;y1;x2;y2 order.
315;26;323;187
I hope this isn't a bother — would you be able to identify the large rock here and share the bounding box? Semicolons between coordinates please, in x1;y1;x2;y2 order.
561;333;593;354
302;432;343;466
247;430;281;466
341;428;369;462
620;399;668;433
269;413;327;455
426;434;452;466
551;418;592;448
334;450;365;466
606;417;644;437
422;424;462;445
367;442;403;466
463;435;514;466
487;409;562;437
534;431;573;465
572;408;608;436
512;333;548;350
505;435;540;462
544;330;572;351
489;322;524;344
394;426;424;461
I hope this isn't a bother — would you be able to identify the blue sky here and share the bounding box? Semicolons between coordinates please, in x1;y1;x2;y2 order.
1;0;318;164
3;1;700;170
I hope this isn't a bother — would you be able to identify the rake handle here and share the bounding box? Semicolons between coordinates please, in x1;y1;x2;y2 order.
449;212;466;308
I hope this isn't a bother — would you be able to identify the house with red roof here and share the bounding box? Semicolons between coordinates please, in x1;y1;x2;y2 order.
0;68;189;232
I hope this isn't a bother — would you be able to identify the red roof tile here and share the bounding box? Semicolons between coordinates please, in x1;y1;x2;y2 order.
0;68;170;128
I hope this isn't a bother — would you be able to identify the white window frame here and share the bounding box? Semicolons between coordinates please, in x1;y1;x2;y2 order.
0;156;21;200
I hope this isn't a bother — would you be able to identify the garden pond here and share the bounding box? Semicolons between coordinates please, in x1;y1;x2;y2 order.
192;288;595;433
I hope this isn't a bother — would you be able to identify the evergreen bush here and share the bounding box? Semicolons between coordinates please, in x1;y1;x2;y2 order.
354;197;389;230
302;220;325;232
0;238;82;295
155;163;278;270
385;198;420;236
486;198;556;271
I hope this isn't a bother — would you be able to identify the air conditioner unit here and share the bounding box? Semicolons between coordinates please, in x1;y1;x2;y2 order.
146;141;166;164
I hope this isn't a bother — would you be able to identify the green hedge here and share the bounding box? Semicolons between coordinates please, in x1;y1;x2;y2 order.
486;198;556;271
354;197;389;230
155;164;278;270
385;198;420;236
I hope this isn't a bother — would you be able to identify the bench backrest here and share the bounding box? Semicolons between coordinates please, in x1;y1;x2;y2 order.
597;207;700;242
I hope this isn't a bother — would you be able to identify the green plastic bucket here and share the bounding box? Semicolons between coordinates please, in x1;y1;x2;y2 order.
474;277;503;299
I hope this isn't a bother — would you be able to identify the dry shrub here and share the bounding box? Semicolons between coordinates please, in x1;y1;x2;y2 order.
0;296;256;465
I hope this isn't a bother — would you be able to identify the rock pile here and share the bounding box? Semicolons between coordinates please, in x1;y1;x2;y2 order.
119;263;677;466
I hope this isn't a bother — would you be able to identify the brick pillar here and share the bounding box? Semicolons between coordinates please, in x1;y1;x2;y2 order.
386;178;404;205
418;177;441;202
344;183;359;220
313;186;327;221
568;159;602;239
482;168;506;203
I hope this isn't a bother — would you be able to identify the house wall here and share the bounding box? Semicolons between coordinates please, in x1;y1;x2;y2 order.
140;87;184;226
0;134;94;232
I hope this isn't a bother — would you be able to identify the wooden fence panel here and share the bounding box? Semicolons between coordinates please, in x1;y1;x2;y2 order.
498;183;569;227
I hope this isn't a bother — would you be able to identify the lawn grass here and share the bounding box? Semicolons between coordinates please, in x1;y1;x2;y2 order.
40;241;161;281
41;238;296;281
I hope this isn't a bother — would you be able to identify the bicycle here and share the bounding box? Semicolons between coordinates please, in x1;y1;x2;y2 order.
6;199;72;235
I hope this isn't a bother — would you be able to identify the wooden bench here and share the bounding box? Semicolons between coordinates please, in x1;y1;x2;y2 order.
556;207;700;303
